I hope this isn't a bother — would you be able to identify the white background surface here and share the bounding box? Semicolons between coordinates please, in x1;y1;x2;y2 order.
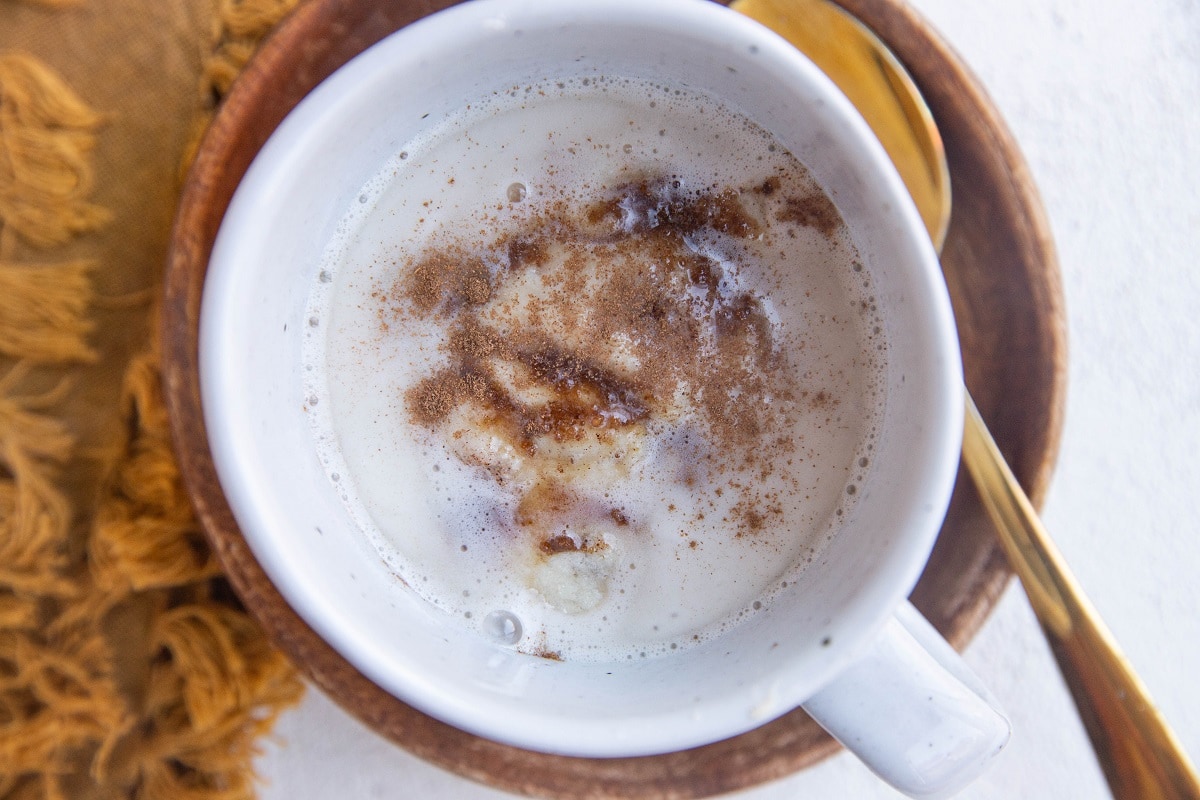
256;0;1200;796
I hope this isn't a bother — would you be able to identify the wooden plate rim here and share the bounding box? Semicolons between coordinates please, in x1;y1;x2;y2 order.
161;1;1066;797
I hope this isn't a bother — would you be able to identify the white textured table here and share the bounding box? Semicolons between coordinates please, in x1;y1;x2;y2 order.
257;0;1200;796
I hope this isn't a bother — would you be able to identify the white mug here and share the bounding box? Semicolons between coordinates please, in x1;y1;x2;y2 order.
200;1;1008;796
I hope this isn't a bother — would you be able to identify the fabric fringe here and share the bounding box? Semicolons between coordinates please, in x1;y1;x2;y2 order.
0;361;131;800
0;363;77;601
1;0;307;796
204;0;302;97
181;0;300;177
89;346;223;599
0;259;97;362
0;53;118;799
0;54;102;366
0;52;110;250
83;321;302;797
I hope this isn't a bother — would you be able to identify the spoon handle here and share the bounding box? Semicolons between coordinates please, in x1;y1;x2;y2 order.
962;393;1200;798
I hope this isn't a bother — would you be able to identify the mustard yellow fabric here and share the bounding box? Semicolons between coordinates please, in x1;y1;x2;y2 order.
1;1;304;797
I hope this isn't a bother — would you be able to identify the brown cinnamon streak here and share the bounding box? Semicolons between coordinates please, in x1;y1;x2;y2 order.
407;320;648;455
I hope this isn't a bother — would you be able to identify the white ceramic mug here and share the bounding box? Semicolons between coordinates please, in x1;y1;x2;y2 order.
200;1;1008;796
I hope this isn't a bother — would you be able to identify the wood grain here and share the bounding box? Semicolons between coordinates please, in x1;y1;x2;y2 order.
161;0;1066;796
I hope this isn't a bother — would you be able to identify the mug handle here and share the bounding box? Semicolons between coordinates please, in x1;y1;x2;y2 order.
801;601;1010;799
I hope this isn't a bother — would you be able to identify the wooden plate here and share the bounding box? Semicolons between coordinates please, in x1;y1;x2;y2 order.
163;0;1065;796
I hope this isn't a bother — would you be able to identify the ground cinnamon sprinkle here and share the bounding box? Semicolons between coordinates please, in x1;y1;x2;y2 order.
392;171;843;541
405;246;493;312
777;189;842;239
539;534;580;554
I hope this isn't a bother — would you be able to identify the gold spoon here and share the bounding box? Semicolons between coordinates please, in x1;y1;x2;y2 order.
729;0;1200;796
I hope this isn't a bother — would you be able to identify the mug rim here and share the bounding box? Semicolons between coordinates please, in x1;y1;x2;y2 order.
200;0;964;756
